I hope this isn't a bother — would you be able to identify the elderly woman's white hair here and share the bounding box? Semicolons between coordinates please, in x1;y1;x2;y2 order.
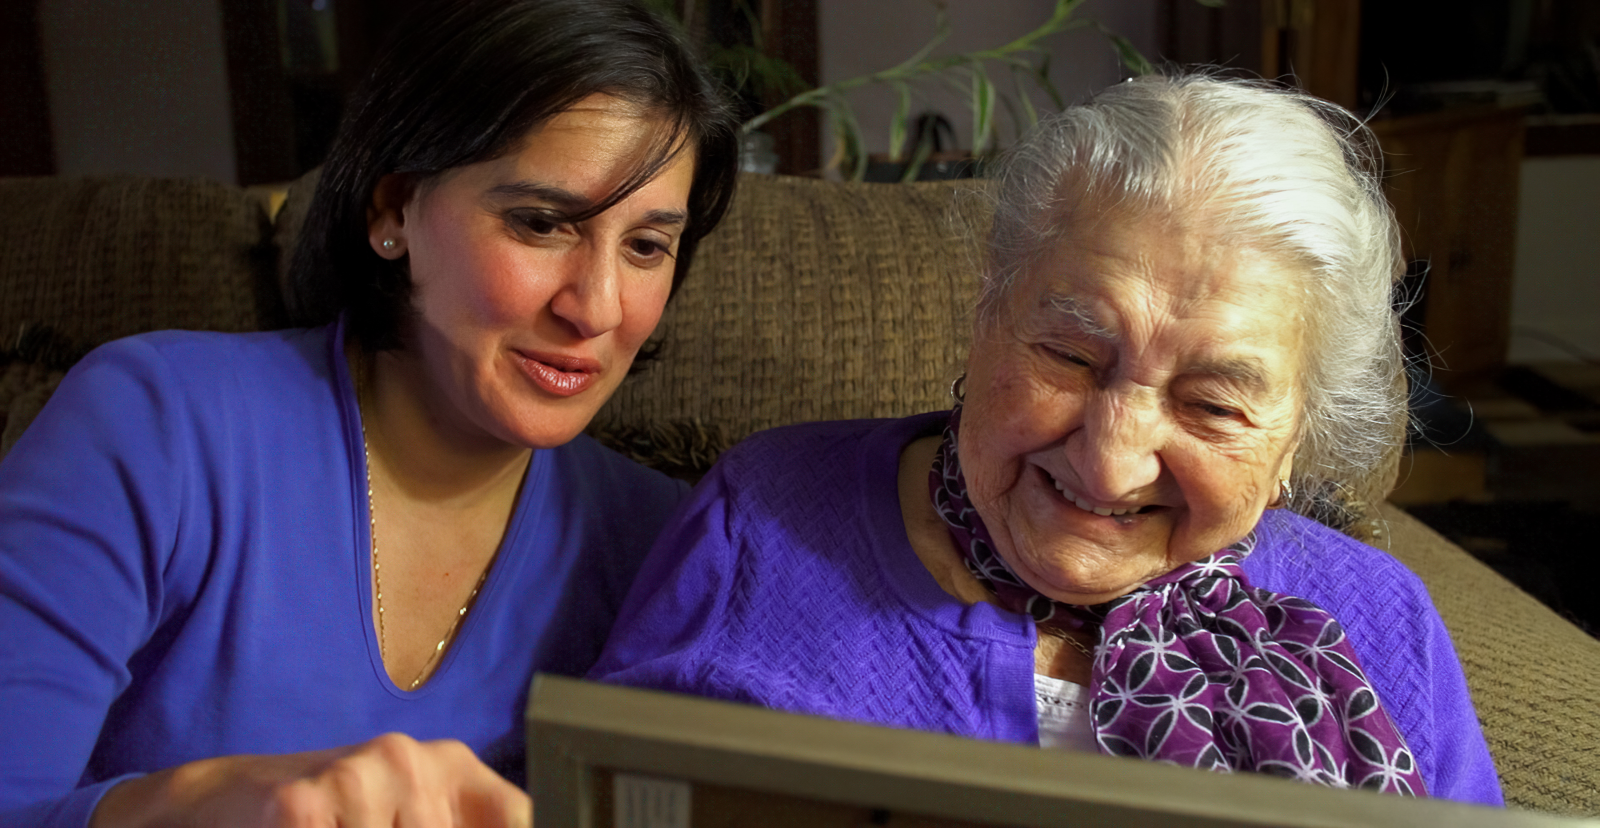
980;72;1407;535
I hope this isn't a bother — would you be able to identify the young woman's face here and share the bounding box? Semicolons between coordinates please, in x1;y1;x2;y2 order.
369;94;695;450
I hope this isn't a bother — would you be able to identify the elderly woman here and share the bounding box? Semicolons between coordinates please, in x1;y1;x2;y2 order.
0;0;735;824
591;75;1501;804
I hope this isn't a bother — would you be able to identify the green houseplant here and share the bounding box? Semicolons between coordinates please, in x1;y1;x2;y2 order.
662;0;1219;180
749;0;1153;181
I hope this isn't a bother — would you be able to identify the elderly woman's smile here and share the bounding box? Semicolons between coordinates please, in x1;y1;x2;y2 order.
960;207;1306;605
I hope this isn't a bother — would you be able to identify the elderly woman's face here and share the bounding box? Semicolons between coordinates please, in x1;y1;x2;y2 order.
961;209;1305;605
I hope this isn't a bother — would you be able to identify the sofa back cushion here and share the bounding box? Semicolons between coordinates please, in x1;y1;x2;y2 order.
0;175;285;458
590;174;989;456
0;176;283;356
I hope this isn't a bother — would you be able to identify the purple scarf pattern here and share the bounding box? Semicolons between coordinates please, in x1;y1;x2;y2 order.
930;409;1426;795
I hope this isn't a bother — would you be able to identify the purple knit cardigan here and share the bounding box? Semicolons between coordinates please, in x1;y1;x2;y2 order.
591;412;1503;806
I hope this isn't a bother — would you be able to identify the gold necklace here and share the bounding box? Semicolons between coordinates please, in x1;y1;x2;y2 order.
356;356;489;691
1041;624;1096;661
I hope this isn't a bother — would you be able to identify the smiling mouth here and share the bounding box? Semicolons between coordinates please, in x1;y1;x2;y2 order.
1048;472;1157;518
516;351;600;398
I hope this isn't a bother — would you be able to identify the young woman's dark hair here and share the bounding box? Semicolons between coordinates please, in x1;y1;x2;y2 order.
289;0;740;351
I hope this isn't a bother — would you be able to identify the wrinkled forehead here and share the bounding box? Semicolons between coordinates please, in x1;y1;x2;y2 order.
1025;190;1314;294
1015;208;1311;363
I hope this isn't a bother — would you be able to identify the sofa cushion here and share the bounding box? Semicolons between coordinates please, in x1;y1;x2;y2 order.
272;167;322;318
591;173;990;447
0;176;284;355
0;363;64;459
1377;504;1600;815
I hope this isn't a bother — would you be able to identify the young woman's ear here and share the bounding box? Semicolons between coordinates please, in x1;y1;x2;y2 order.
367;173;415;259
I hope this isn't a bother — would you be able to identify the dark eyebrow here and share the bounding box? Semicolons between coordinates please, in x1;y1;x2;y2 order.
487;182;592;213
641;208;689;228
487;181;688;229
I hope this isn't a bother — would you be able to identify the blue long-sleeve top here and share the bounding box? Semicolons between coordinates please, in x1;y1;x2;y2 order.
0;321;687;826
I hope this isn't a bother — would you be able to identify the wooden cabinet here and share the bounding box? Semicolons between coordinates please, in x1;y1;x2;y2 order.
1372;107;1527;392
1259;0;1361;111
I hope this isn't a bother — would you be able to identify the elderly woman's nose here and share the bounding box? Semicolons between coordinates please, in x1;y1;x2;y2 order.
548;247;624;339
1070;391;1165;499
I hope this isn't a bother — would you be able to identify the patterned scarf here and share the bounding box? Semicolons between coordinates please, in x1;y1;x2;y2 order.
929;408;1426;794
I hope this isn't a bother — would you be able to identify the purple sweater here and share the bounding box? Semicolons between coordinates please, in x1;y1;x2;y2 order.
591;413;1503;806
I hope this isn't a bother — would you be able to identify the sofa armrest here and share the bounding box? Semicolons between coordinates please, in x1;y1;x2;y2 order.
1376;503;1600;816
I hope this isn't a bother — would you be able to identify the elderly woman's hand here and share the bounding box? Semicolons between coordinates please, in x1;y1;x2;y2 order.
89;733;531;828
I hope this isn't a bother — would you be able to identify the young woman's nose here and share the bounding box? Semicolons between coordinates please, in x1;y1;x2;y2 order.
1067;387;1165;501
548;245;623;339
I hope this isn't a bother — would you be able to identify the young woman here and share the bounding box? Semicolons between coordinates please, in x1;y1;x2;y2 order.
0;1;737;824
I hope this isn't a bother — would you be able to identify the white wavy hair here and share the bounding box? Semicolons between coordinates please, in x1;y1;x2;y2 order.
979;73;1407;530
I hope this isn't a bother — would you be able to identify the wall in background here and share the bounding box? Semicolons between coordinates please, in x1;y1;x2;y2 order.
1510;155;1600;364
817;0;1156;169
38;0;237;183
22;0;1598;372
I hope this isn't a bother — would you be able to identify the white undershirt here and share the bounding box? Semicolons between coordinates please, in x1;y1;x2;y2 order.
1034;673;1098;752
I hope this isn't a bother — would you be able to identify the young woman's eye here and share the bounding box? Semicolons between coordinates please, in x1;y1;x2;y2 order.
511;211;562;236
626;237;672;265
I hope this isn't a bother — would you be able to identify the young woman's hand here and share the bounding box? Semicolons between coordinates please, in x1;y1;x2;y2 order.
90;733;531;828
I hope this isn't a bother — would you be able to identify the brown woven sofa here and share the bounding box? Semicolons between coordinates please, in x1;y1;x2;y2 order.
1;171;1596;817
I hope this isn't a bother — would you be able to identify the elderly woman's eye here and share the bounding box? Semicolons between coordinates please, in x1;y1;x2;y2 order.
1043;345;1090;367
1196;402;1239;419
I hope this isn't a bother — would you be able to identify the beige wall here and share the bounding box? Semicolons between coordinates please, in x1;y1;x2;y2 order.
39;0;237;183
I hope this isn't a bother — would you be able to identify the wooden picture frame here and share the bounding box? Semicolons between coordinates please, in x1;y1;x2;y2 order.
527;675;1590;828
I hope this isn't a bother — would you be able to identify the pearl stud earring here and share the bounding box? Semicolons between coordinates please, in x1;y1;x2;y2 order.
381;238;397;251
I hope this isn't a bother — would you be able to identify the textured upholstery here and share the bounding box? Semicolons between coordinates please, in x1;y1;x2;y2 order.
1377;503;1600;815
0;170;1594;816
0;175;283;449
0;361;63;457
0;176;281;351
593;175;990;440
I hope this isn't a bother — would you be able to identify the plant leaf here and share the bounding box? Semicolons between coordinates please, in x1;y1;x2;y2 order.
1104;30;1154;75
996;89;1024;146
741;0;1121;166
825;92;869;181
892;3;952;77
1034;54;1064;110
888;82;913;162
901;127;937;183
1011;65;1039;128
971;64;996;155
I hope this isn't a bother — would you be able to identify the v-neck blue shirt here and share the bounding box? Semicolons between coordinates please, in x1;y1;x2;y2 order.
0;321;687;826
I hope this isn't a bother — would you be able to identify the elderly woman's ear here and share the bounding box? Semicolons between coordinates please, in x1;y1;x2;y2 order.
1270;444;1298;509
